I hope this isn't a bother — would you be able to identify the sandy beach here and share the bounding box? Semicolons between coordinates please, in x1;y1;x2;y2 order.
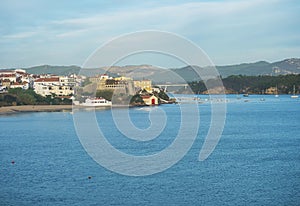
0;105;73;115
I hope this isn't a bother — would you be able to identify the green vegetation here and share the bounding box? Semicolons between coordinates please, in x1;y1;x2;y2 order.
25;65;81;75
188;74;300;94
112;93;133;105
81;78;92;87
96;89;114;101
96;90;145;105
130;94;144;105
0;88;72;106
156;90;170;101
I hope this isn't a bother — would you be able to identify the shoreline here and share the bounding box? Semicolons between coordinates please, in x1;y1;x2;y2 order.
0;104;146;115
0;105;73;115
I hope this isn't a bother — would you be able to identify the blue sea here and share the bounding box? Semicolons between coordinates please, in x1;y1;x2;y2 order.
0;95;299;205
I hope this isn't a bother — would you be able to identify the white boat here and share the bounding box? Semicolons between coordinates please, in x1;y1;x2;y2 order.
291;85;298;99
81;97;112;107
275;85;279;98
291;95;298;99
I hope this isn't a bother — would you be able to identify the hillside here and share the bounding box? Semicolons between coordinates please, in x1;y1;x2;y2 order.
172;58;300;81
4;58;300;83
24;65;81;75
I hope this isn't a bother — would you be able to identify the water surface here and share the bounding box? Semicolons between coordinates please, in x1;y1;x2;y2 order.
0;95;299;205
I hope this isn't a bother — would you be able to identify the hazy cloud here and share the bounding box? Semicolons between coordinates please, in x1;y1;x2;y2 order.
0;0;299;68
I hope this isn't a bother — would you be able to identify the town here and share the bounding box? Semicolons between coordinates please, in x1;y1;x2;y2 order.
0;69;173;107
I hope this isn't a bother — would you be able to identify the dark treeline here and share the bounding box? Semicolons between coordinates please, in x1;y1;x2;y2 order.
0;88;72;106
189;74;300;94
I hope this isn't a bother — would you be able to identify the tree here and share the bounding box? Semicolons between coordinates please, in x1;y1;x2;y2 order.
96;90;113;101
157;90;170;100
17;93;36;105
130;94;144;105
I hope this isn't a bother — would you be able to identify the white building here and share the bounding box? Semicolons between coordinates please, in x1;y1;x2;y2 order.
34;77;74;97
59;76;76;86
0;69;32;89
141;95;159;105
0;73;17;83
8;81;28;89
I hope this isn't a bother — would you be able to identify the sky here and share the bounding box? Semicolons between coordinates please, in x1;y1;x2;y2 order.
0;0;299;68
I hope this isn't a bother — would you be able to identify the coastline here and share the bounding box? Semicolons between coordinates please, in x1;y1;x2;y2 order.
0;105;73;115
0;104;157;115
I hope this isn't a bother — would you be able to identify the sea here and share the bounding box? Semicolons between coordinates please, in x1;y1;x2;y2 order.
0;94;299;206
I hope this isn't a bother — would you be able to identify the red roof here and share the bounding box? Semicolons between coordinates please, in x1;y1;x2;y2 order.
12;82;22;85
35;78;59;82
0;70;14;73
0;74;15;77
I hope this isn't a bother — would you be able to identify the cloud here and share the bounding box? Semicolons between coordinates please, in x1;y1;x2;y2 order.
55;29;90;38
51;0;267;33
0;0;299;67
3;31;37;39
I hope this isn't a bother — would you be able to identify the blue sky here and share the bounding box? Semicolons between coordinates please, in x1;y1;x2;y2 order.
0;0;299;68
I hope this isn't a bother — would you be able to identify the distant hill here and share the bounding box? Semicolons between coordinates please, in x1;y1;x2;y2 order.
24;65;81;75
217;61;272;77
5;58;300;83
172;58;300;81
222;58;300;76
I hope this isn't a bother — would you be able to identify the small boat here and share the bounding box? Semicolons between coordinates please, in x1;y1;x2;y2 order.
81;97;112;107
243;94;249;97
291;85;298;99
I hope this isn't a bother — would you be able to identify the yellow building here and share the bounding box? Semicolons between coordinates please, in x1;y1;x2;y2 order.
134;80;152;92
114;76;132;81
89;75;135;95
90;74;109;83
1;79;11;88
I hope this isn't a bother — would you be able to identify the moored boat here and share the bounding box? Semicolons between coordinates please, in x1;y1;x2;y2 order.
80;97;112;107
291;85;298;99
